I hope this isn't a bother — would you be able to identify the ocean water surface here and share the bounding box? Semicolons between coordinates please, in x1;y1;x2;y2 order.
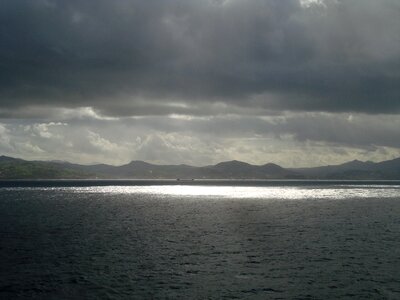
1;181;400;299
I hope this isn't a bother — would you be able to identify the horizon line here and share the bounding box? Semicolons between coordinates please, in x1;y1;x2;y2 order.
1;154;399;170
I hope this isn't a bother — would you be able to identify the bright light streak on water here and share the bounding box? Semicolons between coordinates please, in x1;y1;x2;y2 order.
33;184;400;199
1;182;400;299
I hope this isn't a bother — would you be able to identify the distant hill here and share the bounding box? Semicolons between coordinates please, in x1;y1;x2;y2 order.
0;156;93;179
0;155;399;179
292;158;400;180
202;160;301;179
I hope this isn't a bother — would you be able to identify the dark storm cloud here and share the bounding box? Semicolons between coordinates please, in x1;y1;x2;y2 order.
0;0;399;117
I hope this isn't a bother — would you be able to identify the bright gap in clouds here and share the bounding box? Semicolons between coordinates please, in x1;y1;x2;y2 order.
300;0;326;7
1;111;399;167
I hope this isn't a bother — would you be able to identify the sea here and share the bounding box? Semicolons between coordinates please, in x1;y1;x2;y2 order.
0;180;399;299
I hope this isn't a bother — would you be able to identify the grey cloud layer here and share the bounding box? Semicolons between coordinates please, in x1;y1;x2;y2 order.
1;112;399;166
1;0;399;116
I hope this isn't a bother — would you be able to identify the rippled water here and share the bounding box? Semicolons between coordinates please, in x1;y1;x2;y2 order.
1;182;400;299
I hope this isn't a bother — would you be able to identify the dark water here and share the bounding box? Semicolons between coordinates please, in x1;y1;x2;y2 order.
1;182;400;299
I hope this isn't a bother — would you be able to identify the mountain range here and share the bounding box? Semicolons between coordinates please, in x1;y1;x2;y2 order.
1;155;400;180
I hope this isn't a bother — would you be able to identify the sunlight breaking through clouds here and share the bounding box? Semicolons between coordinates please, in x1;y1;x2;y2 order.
0;0;399;166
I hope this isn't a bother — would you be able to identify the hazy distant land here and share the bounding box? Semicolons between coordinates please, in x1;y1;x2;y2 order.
1;155;399;180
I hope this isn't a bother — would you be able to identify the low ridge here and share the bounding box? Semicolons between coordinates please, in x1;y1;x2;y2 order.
0;156;399;180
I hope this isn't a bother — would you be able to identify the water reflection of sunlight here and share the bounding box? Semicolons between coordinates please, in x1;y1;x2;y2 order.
69;185;400;200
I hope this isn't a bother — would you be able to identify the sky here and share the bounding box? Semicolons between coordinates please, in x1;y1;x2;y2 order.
0;0;399;167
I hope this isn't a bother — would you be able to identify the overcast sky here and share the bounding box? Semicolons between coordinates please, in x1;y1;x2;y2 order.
0;0;399;166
